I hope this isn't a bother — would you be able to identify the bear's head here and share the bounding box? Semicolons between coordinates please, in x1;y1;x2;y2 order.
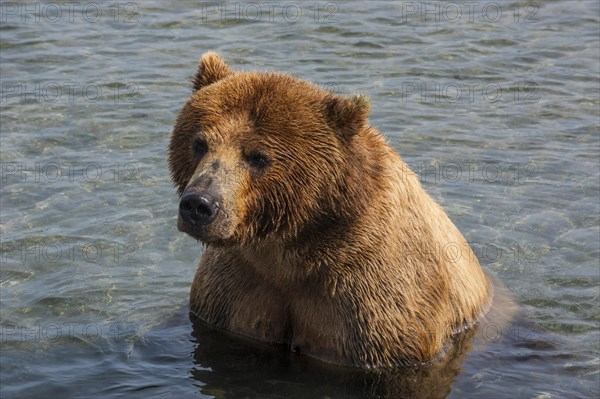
169;52;373;247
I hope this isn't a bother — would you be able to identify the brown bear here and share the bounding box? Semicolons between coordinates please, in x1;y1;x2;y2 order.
169;52;492;368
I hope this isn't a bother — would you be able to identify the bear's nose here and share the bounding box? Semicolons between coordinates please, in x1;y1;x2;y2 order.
179;192;219;225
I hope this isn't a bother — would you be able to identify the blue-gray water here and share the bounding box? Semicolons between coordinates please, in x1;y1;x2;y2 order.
1;1;598;398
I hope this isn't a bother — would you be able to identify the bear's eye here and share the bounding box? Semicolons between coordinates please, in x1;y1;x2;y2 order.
245;151;271;170
193;138;208;161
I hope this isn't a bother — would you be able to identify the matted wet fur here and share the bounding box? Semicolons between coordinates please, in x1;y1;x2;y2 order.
169;52;493;367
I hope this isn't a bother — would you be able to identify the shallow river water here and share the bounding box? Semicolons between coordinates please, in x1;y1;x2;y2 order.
1;1;598;398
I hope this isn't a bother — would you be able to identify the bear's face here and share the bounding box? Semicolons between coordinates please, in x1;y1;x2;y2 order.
169;53;370;246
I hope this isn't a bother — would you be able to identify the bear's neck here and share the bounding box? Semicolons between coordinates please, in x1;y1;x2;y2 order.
239;127;399;283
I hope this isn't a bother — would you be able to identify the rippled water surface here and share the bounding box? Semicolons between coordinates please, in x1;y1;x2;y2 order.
1;1;599;398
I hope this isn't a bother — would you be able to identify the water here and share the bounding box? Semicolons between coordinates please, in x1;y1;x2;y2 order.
1;1;598;398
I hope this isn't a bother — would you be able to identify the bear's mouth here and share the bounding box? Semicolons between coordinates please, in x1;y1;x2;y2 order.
178;214;213;242
177;209;238;246
177;216;201;240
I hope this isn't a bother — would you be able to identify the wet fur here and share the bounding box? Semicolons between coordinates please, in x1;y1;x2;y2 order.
169;52;492;367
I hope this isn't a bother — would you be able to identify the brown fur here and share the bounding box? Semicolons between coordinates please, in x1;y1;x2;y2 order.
169;52;492;367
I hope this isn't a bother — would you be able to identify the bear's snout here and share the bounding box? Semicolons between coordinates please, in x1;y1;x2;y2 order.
179;191;220;226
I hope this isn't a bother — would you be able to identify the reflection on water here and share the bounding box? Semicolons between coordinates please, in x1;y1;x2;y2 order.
127;301;563;399
1;1;598;398
189;318;468;399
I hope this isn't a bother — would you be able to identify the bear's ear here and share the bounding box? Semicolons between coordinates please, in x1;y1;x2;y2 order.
324;94;371;138
192;52;233;91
